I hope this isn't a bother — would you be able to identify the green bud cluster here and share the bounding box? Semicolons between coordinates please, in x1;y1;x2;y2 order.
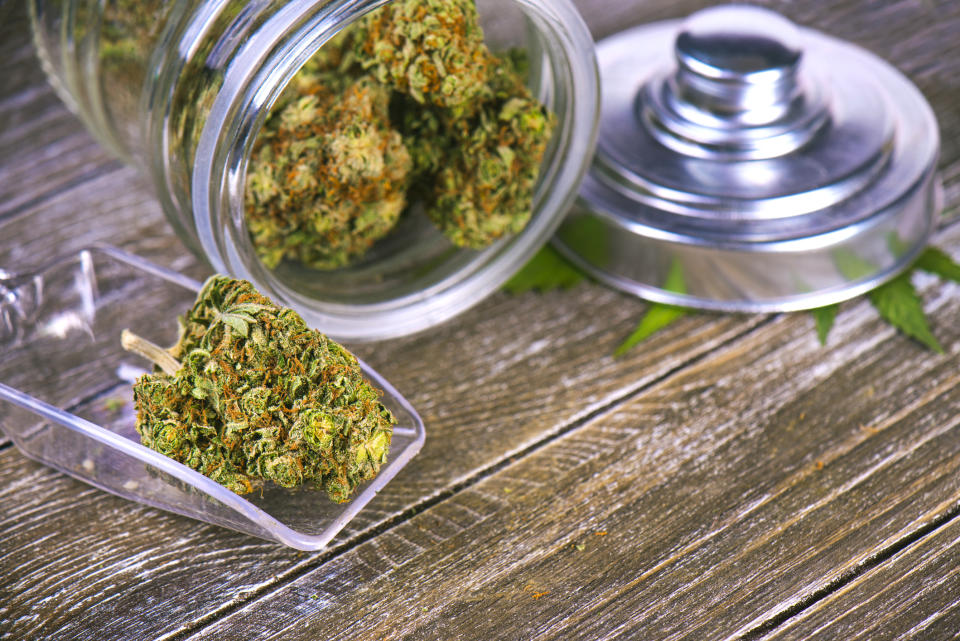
130;276;395;502
246;66;412;270
410;53;555;248
245;0;555;269
351;0;494;113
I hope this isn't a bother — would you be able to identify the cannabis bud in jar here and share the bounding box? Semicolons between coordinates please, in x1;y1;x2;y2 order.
122;276;395;502
245;0;556;270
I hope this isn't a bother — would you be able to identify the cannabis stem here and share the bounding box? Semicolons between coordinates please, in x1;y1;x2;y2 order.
121;329;182;376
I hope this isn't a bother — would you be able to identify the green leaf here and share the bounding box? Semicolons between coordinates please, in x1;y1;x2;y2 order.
887;232;910;258
614;304;688;358
868;273;943;353
915;246;960;284
228;303;273;315
503;244;584;294
810;305;838;345
614;261;689;357
503;214;610;294
661;260;686;295
559;215;609;267
220;312;256;337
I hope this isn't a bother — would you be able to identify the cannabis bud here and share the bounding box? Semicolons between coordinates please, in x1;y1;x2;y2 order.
246;63;412;270
418;57;555;248
123;276;395;502
244;0;556;269
350;0;495;114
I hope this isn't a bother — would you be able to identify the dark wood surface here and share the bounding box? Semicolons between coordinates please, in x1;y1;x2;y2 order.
3;0;960;639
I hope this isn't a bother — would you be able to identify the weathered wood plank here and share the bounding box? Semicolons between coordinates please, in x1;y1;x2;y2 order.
0;453;288;638
0;165;206;452
0;127;121;222
0;13;121;223
0;125;760;638
0;279;763;640
1;0;960;639
0;75;763;637
0;164;201;275
186;227;960;641
759;515;960;640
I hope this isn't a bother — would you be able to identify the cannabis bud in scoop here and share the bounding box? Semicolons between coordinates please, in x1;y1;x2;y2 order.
123;275;394;502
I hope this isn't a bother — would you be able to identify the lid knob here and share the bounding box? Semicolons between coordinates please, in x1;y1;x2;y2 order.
644;5;825;159
676;5;801;81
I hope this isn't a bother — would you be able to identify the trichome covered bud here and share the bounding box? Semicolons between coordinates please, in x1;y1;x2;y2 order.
350;0;495;114
127;275;395;502
246;63;412;270
244;0;556;269
422;69;555;248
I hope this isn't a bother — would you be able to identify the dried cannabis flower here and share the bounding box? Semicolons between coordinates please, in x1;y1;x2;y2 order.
124;275;395;502
244;0;555;269
246;61;412;270
423;97;553;248
415;54;555;248
350;0;495;114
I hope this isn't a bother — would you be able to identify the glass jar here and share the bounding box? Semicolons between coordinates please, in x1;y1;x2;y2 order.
29;0;599;341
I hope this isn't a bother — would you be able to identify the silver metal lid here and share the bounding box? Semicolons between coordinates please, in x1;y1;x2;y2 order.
557;4;941;311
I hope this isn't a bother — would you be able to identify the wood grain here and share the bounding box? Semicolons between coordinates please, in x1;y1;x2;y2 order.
183;224;960;641
2;0;960;640
0;48;768;637
759;515;960;640
0;66;766;635
0;280;764;640
0;8;122;223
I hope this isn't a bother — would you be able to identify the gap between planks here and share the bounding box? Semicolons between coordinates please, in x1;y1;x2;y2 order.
741;499;960;640
183;282;960;641
3;1;959;636
5;217;960;638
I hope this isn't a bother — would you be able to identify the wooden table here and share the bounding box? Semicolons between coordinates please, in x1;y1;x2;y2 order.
3;0;960;638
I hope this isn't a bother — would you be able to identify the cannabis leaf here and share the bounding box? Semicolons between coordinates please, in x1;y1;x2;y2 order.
503;244;584;293
867;272;943;353
916;246;960;283
810;305;838;346
614;304;688;357
834;248;878;281
504;244;960;355
816;246;960;349
614;261;688;357
213;312;257;338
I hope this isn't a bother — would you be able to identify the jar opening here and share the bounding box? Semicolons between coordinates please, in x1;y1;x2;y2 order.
192;0;598;340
